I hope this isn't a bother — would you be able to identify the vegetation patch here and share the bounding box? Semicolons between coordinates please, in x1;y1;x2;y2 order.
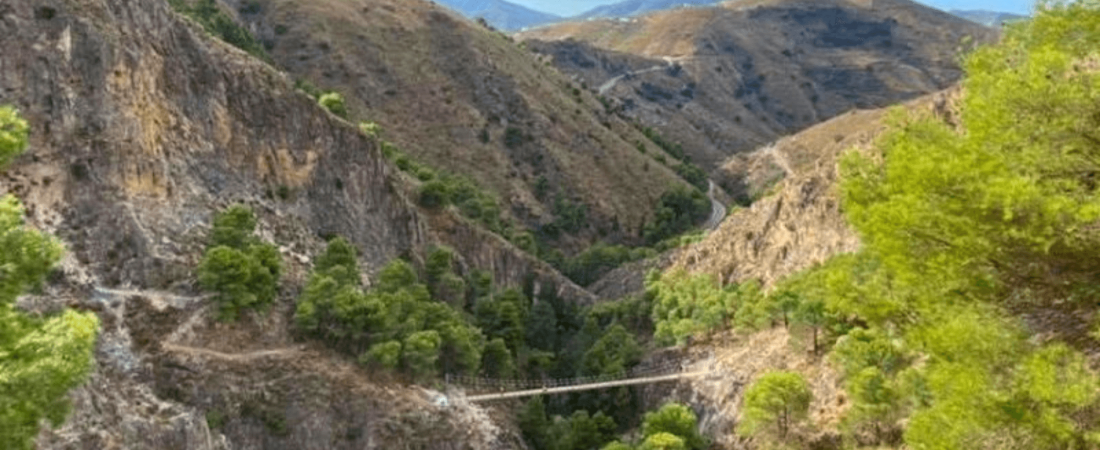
168;0;267;59
197;205;282;321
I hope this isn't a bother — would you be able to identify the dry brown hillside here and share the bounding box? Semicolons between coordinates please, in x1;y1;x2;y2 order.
226;0;695;249
518;0;995;200
672;89;960;287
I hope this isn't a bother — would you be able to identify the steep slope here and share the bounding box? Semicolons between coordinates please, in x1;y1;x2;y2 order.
435;0;560;31
576;0;721;20
950;9;1028;27
672;89;958;286
518;0;995;192
0;0;583;446
229;0;695;252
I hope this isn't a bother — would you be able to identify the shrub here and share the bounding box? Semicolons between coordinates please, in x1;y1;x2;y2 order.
641;403;708;450
318;92;348;118
643;186;710;245
358;121;382;139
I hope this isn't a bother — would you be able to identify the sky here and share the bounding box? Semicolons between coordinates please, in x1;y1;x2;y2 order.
511;0;1032;18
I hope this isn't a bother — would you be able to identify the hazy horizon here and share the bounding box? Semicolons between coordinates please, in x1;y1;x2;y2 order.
510;0;1032;18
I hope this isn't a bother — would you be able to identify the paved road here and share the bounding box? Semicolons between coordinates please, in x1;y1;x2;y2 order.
466;370;711;402
703;180;726;231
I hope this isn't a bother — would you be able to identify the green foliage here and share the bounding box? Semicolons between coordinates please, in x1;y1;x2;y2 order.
0;109;98;450
205;409;226;430
295;244;484;378
358;121;381;139
641;403;708;450
581;324;641;376
648;270;762;345
813;5;1100;447
639;126;686;162
198;205;281;321
551;410;618;450
673;163;708;192
0;106;28;168
601;441;634;450
169;0;267;59
505;127;526;148
740;371;812;442
480;338;515;378
403;330;442;379
519;397;553;450
561;243;654;287
552;195;588;234
638;433;686;450
318;92;348;119
643;186;710;245
362;340;401;370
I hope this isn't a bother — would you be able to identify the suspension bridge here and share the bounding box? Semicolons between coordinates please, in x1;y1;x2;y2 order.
446;359;717;402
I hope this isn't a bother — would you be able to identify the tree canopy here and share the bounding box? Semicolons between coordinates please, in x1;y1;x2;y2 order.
0;107;98;449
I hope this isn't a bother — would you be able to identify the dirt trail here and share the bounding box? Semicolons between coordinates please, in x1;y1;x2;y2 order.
161;342;305;361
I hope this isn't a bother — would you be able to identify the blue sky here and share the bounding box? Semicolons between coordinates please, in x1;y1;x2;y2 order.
513;0;1032;18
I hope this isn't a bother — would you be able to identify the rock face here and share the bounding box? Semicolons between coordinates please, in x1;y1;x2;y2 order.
519;0;995;183
0;0;573;446
672;90;958;287
227;0;693;251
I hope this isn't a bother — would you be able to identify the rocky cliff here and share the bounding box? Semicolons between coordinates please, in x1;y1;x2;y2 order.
224;0;694;250
0;0;587;446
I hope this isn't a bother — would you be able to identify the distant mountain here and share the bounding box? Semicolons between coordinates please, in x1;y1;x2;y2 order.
519;0;997;196
576;0;720;20
950;9;1028;27
434;0;560;30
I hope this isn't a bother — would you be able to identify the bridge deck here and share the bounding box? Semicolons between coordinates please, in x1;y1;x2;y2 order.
464;371;709;402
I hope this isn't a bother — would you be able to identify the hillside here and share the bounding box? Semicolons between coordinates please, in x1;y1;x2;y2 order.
228;0;697;253
950;9;1028;27
576;0;721;20
0;0;596;446
435;0;561;31
518;0;996;197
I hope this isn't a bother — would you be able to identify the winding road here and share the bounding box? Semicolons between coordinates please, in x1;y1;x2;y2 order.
703;180;726;231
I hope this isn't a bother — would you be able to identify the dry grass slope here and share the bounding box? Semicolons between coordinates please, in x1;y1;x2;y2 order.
518;0;995;180
237;0;694;249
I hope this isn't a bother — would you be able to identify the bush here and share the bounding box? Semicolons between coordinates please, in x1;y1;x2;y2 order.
643;186;710;245
198;205;281;321
641;403;708;450
318;92;348;118
358;121;382;139
673;163;708;192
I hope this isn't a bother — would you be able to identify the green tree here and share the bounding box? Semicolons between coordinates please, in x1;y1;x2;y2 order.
0;106;28;167
601;441;634;450
519;396;552;450
740;371;812;442
403;330;442;379
641;403;708;450
208;204;257;249
638;433;686;450
0;108;98;450
480;337;515;378
314;236;359;286
361;340;401;370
